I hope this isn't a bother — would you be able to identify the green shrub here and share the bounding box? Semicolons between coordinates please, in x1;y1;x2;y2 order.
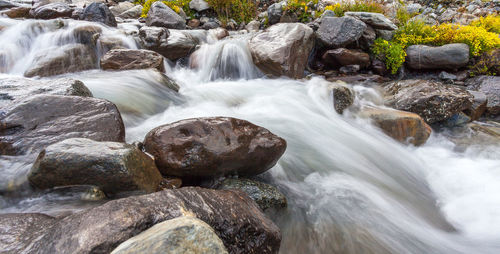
206;0;256;24
372;38;406;74
324;0;385;17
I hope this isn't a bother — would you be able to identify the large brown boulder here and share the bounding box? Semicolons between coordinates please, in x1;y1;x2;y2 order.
384;79;473;123
0;187;281;254
0;94;125;155
144;117;286;178
28;138;163;195
100;49;165;72
249;23;314;79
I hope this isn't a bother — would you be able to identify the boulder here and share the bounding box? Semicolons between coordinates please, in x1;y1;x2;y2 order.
29;2;73;19
118;5;142;19
359;107;432;146
384;79;473;123
339;64;360;74
246;20;260;32
139;27;205;60
24;44;97;78
316;16;366;49
146;1;186;29
138;26;169;50
0;94;125;155
143;117;286;178
249;23;314;79
322;48;370;68
109;1;134;16
465;76;500;115
329;82;355;114
100;49;165;72
0;0;17;9
217;178;287;211
0;213;56;254
406;43;469;70
81;3;117;27
111;217;228;254
71;25;102;45
1;6;32;18
464;91;488;120
189;0;210;12
188;18;200;28
28;138;163;195
358;24;376;50
3;187;281;254
267;2;285;25
344;12;397;30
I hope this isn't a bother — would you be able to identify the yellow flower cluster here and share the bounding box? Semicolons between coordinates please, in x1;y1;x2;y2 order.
470;14;500;33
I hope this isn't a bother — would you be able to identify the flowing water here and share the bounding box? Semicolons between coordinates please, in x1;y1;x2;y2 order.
1;17;500;254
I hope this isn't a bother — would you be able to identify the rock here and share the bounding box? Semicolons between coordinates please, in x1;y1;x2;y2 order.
384;79;473;123
111;217;228;254
139;27;205;60
359;25;376;50
406;43;469;70
118;5;142;19
212;27;229;40
326;73;388;84
410;14;438;26
438;71;457;82
143;117;286;178
329;82;355;114
375;29;394;41
188;18;200;28
28;138;163;195
359;107;432;146
316;16;366;48
322;48;370;68
71;25;102;45
109;1;134;16
4;187;281;254
0;213;56;254
438;9;456;23
201;21;219;29
443;112;471;127
279;11;298;23
406;3;422;14
0;94;125;155
0;0;17;10
339;64;360;74
246;20;260;32
29;2;73;19
0;77;92;107
189;0;210;12
138;26;169;51
267;2;285;25
371;59;388;76
344;12;397;30
100;49;165;72
466;76;500;115
47;185;107;201
81;3;117;27
146;1;186;29
1;6;31;18
249;23;314;79
218;178;287;211
24;44;97;78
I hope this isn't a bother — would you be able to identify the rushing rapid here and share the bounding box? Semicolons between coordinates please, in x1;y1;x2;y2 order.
1;17;500;254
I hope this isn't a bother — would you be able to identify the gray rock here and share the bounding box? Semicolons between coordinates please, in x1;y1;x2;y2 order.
249;23;314;78
246;20;260;32
0;213;56;254
139;27;205;60
29;2;73;19
375;29;394;40
201;21;219;29
406;43;470;70
146;1;186;29
100;48;165;72
438;9;456;23
316;16;366;48
438;71;457;81
410;14;438;26
344;12;397;30
189;0;210;12
465;90;488;120
320;9;335;19
465;76;500;115
111;217;228;254
118;5;142;19
0;0;17;10
218;178;287;211
359;25;376;50
329;82;355;114
81;3;117;27
406;3;422;14
267;1;285;25
109;1;134;16
138;26;169;50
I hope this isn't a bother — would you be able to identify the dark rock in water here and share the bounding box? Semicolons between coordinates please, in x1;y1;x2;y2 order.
0;94;125;155
445;121;500;149
47;185;107;201
464;90;488;120
384;79;473;123
329;82;355;114
2;187;281;254
144;117;287;178
217;178;287;211
443;112;471;127
111;217;228;254
100;49;165;72
29;3;73;19
81;3;117;27
249;23;314;79
146;1;186;29
28;138;163;195
406;43;469;70
138;26;169;50
322;48;370;68
339;64;360;74
24;44;97;78
71;25;102;45
139;27;203;60
0;213;56;254
465;76;500;115
0;0;17;10
316;17;366;49
1;6;32;18
359;107;431;146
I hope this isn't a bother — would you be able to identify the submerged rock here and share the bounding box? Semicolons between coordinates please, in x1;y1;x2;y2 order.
144;117;287;178
100;49;165;72
406;43;469;70
316;16;366;48
29;3;73;19
249;23;314;79
146;1;186;29
111;217;228;254
465;76;500;115
28;138;163;195
81;3;117;27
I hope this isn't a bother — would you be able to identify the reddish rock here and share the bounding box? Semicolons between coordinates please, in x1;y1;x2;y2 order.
100;48;165;72
322;48;370;68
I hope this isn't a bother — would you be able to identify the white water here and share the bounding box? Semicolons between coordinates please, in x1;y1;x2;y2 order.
1;17;500;253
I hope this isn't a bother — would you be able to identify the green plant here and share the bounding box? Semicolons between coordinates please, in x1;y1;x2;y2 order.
469;49;499;76
206;0;256;24
324;0;385;17
372;38;406;74
283;0;316;23
470;14;500;33
394;5;418;27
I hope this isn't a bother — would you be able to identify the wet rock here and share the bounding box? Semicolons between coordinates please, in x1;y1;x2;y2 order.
464;91;488;120
0;94;125;155
118;5;142;19
344;12;397;30
246;20;260;32
29;3;73;19
326;74;388;84
28;138;162;195
71;25;102;45
47;185;107;201
6;187;281;254
189;0;210;12
438;71;457;82
188;18;200;28
138;26;169;50
322;48;370;68
406;43;469;70
139;27;205;60
0;213;56;254
0;0;17;10
371;59;388;76
1;6;31;18
465;76;500;115
146;1;186;29
339;64;360;74
100;49;165;72
359;107;431;146
249;23;314;79
111;217;228;254
81;3;117;27
329;82;355;114
384;79;473;123
158;177;182;189
267;1;285;25
218;178;287;211
109;1;134;16
316;16;366;48
24;44;97;78
212;27;229;40
443;112;471;127
144;117;286;178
